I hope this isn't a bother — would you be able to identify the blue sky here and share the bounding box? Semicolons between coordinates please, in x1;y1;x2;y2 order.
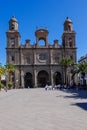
0;0;87;65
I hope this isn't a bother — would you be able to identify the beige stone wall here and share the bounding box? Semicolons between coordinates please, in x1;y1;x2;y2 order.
6;17;77;88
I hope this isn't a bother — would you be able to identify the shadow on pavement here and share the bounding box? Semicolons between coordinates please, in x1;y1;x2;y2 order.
61;89;87;99
59;89;87;110
72;102;87;111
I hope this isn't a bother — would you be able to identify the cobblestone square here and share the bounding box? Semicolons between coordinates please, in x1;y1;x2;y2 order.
0;88;87;130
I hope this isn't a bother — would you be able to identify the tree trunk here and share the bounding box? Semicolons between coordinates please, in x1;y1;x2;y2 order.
0;76;1;83
82;73;86;89
65;67;67;85
9;72;11;82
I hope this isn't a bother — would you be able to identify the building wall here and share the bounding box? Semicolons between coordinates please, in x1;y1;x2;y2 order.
78;54;87;85
6;17;77;88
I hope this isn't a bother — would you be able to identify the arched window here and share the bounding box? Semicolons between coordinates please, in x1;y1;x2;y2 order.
11;23;15;30
12;56;15;61
69;38;72;47
70;55;73;60
10;38;15;47
38;39;45;46
68;25;71;31
25;56;30;64
39;53;46;60
54;56;59;63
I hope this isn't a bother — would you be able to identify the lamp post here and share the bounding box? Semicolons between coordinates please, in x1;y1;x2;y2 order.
67;65;70;85
15;79;18;89
5;69;8;92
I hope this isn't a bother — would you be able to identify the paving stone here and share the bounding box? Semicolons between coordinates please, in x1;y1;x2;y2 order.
0;88;87;130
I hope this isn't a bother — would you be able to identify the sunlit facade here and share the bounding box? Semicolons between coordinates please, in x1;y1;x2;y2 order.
6;16;77;88
78;54;87;85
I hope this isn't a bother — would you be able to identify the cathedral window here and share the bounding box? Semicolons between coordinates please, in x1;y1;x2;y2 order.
12;56;14;61
62;39;65;48
70;55;73;60
26;57;30;64
54;56;59;63
39;53;46;60
11;38;15;47
11;23;15;30
68;25;71;31
69;38;72;47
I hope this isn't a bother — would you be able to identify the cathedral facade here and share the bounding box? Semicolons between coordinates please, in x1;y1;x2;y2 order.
6;17;77;88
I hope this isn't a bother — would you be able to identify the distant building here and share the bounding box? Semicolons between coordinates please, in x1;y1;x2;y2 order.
78;54;87;63
6;16;77;88
78;54;87;85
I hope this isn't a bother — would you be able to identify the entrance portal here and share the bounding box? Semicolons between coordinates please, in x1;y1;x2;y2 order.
37;70;49;87
54;72;62;85
24;72;33;88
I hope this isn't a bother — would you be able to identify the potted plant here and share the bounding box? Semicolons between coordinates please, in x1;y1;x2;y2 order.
0;83;4;90
8;82;13;89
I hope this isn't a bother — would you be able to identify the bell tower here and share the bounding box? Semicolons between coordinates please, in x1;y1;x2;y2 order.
62;17;76;48
6;16;20;48
6;16;21;65
35;28;49;46
9;16;18;31
64;17;72;32
62;17;77;61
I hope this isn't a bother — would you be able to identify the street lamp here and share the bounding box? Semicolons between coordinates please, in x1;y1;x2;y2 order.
5;69;8;92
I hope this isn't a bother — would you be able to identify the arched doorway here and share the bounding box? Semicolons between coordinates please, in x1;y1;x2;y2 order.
24;72;33;88
37;70;49;87
54;72;62;85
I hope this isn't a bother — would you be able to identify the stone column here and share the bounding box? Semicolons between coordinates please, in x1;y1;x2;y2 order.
36;37;38;46
21;69;24;88
49;66;53;86
46;36;48;46
50;68;54;86
34;51;36;64
14;71;19;89
34;68;37;87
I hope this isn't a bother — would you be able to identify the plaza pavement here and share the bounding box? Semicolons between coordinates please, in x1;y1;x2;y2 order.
0;88;87;130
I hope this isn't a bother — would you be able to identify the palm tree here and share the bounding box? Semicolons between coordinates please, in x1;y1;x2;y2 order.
5;63;19;89
61;57;74;85
0;64;5;83
5;63;15;82
72;62;87;87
